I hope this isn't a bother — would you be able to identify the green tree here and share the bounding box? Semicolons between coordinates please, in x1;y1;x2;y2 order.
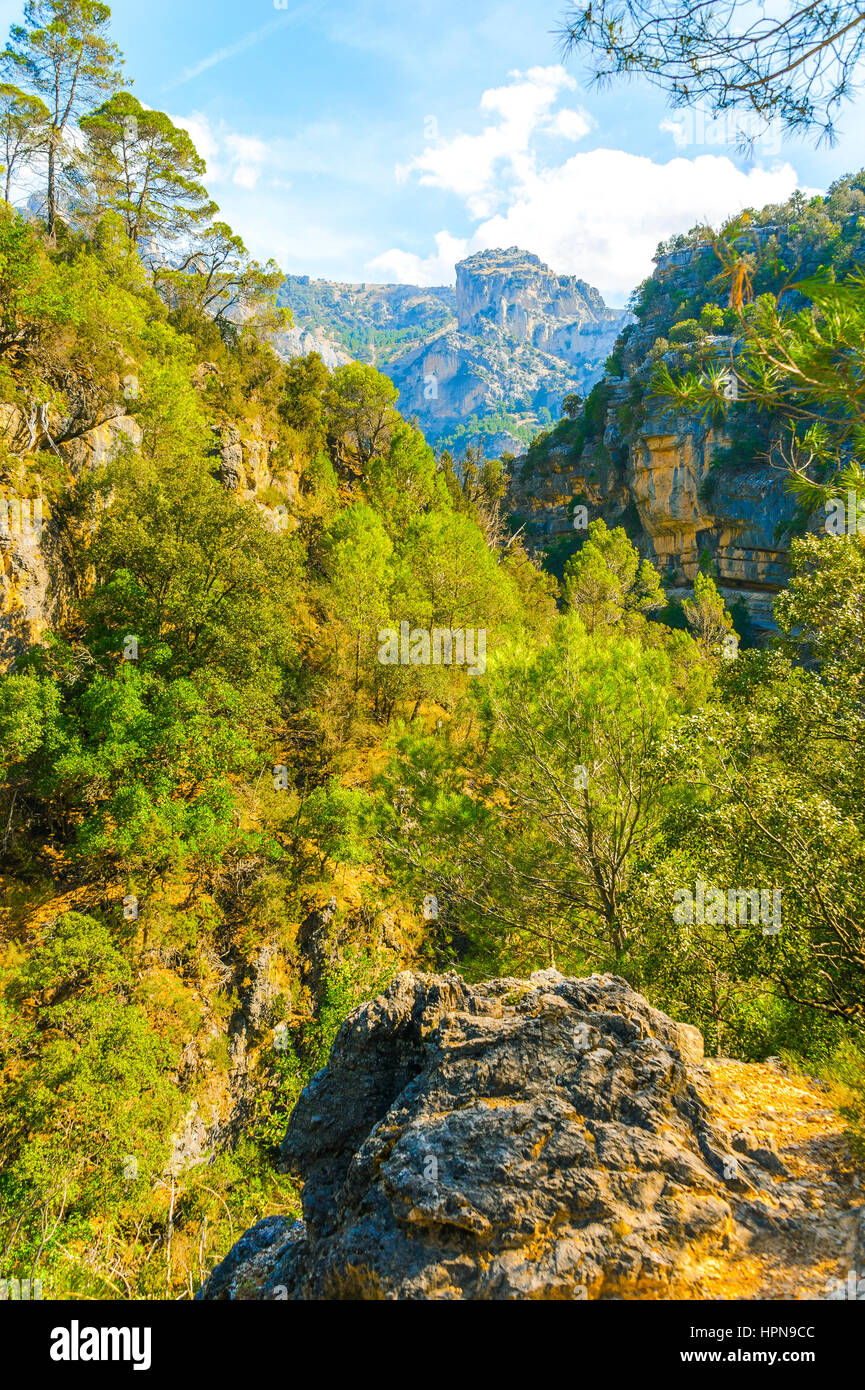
326;362;399;470
379;614;696;970
155;220;285;338
2;0;123;237
643;533;865;1032
0;81;49;202
86;451;299;688
563;518;666;632
682;571;735;658
322;503;394;696
279;350;330;456
78;91;215;246
0;912;179;1286
365;420;440;530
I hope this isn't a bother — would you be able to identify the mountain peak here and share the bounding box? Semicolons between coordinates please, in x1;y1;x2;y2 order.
454;245;618;335
457;246;545;272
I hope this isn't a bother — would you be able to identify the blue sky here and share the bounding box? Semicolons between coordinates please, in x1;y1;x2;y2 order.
4;0;865;304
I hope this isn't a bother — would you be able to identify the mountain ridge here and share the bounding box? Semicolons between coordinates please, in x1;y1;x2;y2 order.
276;247;627;456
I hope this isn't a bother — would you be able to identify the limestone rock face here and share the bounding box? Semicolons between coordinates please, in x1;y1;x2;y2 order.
630;408;797;638
0;509;57;666
210;420;280;500
509;399;805;639
1;408;142;665
508;322;816;637
273;323;352;372
389;252;626;451
198;969;770;1301
455;247;617;352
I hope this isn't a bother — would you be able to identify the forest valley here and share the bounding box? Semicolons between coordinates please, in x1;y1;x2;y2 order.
0;0;864;1302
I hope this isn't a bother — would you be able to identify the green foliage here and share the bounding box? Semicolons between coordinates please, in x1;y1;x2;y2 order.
681;572;735;658
155;221;286;339
668;318;703;345
564;518;666;632
377;610;708;973
0;913;180;1288
280;350;330;455
78;91;215;244
325;361;399;468
2;1;865;1297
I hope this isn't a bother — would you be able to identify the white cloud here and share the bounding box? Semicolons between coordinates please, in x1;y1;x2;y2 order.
378;70;803;303
225;134;271;165
369;231;469;286
225;134;271;189
470;149;800;301
169;113;273;190
549;109;593;141
660;116;689;150
169;112;224;176
232;164;262;190
397;65;588;219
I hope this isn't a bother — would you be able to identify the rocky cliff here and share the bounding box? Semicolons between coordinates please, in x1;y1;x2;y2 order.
508;378;794;640
277;249;626;457
507;241;814;638
199;970;865;1300
455;247;616;351
0;399;143;665
507;175;865;633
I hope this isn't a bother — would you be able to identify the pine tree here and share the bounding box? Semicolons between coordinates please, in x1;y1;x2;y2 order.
2;0;123;238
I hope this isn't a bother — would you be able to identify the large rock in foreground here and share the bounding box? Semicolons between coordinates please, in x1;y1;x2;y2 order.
200;970;775;1299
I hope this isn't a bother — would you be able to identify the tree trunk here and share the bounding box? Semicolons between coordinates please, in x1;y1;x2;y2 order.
47;139;57;241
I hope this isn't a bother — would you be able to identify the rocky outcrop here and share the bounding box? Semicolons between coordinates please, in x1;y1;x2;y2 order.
630;404;794;637
0;505;68;667
387;252;626;454
198;968;859;1301
1;406;143;665
211;419;283;499
273;324;352;372
506;236;822;635
455;247;619;352
508;384;799;637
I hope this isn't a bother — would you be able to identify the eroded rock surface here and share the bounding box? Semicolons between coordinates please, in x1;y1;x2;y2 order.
199;969;794;1300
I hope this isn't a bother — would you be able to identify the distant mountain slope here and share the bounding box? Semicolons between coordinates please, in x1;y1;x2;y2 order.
275;275;456;367
276;248;627;457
